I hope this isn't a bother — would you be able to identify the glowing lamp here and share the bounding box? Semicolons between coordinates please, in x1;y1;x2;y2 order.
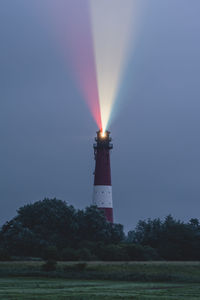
100;130;106;138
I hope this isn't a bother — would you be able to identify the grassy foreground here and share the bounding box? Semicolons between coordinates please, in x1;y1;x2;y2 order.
0;262;200;299
1;261;200;282
0;278;200;299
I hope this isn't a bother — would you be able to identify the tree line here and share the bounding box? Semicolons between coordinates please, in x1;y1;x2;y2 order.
0;198;200;261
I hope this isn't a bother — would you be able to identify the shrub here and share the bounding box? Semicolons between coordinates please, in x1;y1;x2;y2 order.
42;260;57;272
61;248;78;261
75;262;87;271
143;245;161;260
76;248;94;261
0;248;11;261
125;244;145;260
63;262;88;272
99;244;129;261
42;246;59;260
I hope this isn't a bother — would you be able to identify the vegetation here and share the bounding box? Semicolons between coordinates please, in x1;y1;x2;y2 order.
1;261;200;283
0;277;200;299
1;198;200;261
128;216;200;260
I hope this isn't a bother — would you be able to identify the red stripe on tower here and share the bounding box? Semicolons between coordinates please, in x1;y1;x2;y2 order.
93;130;113;223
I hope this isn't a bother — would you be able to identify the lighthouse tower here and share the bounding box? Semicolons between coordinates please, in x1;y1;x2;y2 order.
93;130;113;223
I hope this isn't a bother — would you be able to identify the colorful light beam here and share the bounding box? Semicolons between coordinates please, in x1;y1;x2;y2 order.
38;0;141;132
89;0;138;132
41;0;102;129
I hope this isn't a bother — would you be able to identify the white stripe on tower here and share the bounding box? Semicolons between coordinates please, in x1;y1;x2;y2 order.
93;186;112;208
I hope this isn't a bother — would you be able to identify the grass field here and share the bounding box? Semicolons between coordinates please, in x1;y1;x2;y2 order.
1;261;200;282
0;278;200;299
0;262;200;299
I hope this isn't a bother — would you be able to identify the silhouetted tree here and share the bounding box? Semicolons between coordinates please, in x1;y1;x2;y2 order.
2;199;200;261
0;198;124;258
129;215;200;260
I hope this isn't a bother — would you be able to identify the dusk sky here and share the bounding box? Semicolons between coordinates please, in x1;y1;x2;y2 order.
0;0;200;231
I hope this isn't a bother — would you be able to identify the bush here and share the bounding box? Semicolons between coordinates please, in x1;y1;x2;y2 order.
143;246;161;260
63;262;88;272
0;248;11;261
125;244;146;261
61;248;78;261
42;260;57;272
99;244;129;261
42;246;59;260
76;248;94;261
75;262;87;271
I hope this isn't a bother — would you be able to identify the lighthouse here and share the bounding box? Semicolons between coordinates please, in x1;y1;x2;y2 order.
93;130;113;223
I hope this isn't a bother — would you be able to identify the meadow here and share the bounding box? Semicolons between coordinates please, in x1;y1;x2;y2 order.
1;277;200;299
0;261;200;299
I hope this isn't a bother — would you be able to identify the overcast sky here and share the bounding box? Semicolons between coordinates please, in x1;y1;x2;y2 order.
0;0;200;231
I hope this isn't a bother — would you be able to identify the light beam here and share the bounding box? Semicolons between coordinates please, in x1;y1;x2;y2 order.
37;0;143;132
89;0;139;132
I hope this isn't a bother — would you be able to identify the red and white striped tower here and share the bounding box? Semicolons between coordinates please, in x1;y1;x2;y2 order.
93;130;113;223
